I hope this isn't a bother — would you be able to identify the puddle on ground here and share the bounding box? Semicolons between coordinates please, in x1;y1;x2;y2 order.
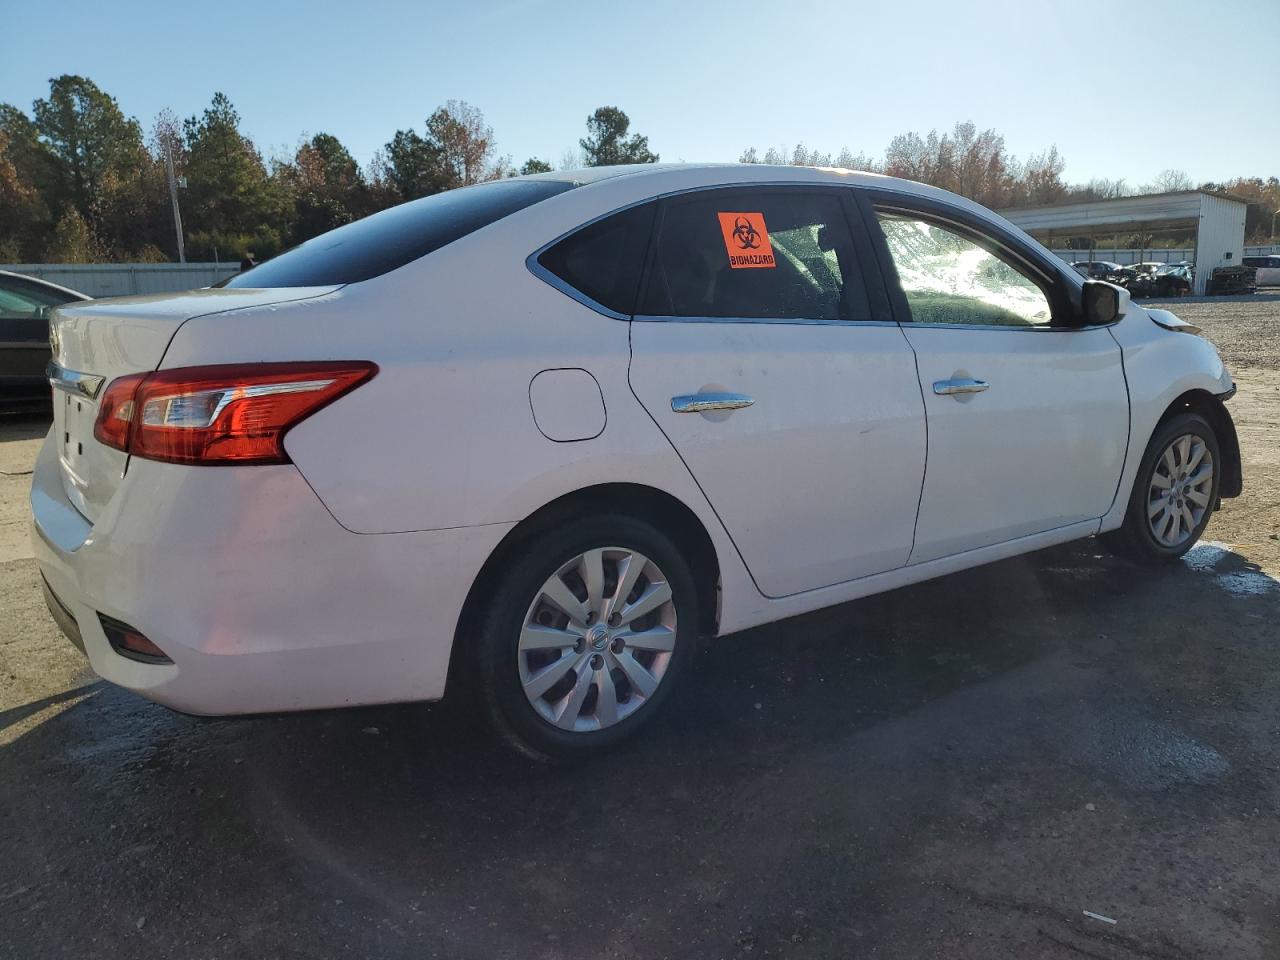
1183;542;1279;598
1096;717;1230;789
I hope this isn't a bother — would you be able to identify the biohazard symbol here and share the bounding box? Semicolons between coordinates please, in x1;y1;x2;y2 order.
731;216;761;250
717;211;775;269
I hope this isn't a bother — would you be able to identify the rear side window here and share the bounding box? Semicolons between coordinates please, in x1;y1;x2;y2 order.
639;189;869;320
536;203;656;315
226;179;576;288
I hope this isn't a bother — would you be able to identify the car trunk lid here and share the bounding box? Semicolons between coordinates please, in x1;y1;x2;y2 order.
48;287;336;522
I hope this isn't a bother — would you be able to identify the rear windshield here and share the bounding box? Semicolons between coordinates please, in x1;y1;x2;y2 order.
226;179;576;288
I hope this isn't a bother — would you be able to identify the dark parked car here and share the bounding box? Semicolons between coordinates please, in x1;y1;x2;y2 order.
1242;255;1280;286
0;270;90;400
1070;260;1124;280
1119;262;1194;299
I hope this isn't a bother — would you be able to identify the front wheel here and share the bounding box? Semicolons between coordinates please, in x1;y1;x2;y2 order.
1108;412;1220;563
470;514;699;760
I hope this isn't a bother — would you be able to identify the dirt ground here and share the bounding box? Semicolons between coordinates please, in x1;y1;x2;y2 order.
2;295;1278;959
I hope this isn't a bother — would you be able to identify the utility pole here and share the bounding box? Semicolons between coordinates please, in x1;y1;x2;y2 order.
164;139;186;264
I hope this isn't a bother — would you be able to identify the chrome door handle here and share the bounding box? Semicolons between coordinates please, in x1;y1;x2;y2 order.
671;392;755;413
933;378;989;396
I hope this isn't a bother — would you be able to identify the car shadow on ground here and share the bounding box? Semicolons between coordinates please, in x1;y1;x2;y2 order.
4;538;1278;957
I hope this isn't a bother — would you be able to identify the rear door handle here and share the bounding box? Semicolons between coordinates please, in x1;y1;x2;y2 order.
933;378;989;397
671;392;755;413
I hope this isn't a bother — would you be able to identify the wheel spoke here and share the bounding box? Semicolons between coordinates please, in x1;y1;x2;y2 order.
1159;507;1177;544
519;622;581;652
617;582;672;627
580;549;605;617
1185;441;1206;473
1161;447;1179;476
1175;435;1191;468
613;650;659;698
1150;472;1173;490
1186;488;1210;508
593;668;619;728
553;665;594;729
1180;503;1195;532
523;651;580;699
1187;463;1213;488
1148;497;1168;519
540;575;589;626
616;624;676;652
609;552;647;616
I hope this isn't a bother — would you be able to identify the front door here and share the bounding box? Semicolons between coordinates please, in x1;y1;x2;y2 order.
866;202;1130;564
627;186;927;598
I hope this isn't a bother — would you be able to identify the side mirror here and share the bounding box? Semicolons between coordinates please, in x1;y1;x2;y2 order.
1081;280;1122;326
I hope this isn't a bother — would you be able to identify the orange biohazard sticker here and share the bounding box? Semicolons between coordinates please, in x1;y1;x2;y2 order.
717;212;775;268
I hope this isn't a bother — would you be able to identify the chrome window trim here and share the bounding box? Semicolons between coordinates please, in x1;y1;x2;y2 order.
633;315;900;327
525;257;630;321
46;361;105;400
526;180;876;323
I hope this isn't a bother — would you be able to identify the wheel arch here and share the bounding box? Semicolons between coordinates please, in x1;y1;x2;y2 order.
1154;389;1242;498
447;483;722;695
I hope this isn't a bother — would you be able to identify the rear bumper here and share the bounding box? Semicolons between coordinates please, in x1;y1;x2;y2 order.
29;434;512;715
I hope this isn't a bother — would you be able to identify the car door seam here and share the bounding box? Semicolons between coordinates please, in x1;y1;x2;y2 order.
1103;325;1135;518
624;318;772;601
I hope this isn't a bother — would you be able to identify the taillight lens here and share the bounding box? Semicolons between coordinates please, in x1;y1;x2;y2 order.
92;362;377;465
93;373;146;451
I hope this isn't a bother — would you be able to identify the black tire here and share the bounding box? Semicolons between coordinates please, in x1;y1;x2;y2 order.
469;513;699;761
1106;412;1221;563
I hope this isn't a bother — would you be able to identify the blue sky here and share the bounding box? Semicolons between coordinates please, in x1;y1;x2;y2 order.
4;0;1277;186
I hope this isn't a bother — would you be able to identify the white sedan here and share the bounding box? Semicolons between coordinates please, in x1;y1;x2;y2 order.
31;164;1241;759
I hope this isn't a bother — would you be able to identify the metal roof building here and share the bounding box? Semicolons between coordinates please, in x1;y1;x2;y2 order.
999;191;1248;295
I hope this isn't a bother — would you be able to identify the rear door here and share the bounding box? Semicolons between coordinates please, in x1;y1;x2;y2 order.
626;185;926;598
862;192;1129;563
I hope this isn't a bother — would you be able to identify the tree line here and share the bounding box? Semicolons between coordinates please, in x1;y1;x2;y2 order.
0;76;658;264
741;124;1278;245
2;76;1276;265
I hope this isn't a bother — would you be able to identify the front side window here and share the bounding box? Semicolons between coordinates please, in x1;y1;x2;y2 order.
640;190;869;320
876;213;1052;328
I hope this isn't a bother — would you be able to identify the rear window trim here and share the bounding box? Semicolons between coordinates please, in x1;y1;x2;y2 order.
527;196;659;321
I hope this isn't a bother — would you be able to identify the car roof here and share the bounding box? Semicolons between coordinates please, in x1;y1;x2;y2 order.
515;163;1050;247
521;162;994;211
0;269;91;301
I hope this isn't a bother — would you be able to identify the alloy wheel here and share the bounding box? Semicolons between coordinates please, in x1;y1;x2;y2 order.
1146;433;1214;548
517;547;677;732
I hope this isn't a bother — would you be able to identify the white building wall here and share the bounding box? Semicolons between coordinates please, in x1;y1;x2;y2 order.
1050;248;1195;266
1193;195;1247;295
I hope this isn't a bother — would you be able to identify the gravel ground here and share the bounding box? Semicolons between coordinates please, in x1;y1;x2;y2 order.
2;294;1279;959
1148;292;1280;368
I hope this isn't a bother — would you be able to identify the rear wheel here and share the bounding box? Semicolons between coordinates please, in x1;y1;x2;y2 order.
470;514;699;760
1108;412;1220;563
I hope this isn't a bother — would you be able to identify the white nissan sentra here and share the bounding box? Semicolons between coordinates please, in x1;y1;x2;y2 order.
31;164;1241;758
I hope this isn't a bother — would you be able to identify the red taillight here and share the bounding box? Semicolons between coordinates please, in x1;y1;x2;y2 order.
92;362;377;465
93;373;146;451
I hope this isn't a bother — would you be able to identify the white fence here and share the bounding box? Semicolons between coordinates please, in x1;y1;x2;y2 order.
1245;245;1279;257
1;263;238;299
1050;249;1195;266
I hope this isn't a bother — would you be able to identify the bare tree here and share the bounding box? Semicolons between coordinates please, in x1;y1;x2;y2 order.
1143;169;1193;194
427;100;500;185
